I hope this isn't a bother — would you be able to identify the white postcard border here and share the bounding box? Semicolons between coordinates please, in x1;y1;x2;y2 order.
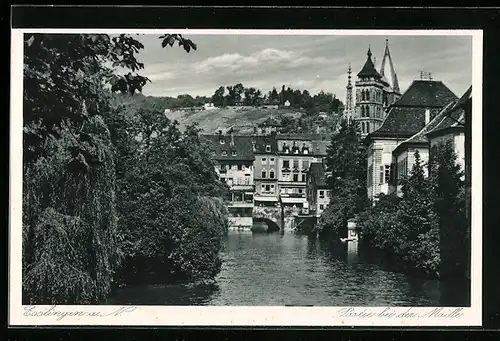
9;28;483;327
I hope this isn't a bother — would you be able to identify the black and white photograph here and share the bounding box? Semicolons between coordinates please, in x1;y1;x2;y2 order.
10;27;482;326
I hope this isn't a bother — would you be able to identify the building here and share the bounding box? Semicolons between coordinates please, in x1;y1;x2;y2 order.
252;134;279;207
307;162;332;218
258;116;282;135
364;79;458;201
276;134;316;213
202;131;255;229
354;40;401;137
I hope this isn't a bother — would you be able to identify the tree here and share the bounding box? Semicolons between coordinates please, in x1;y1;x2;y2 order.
22;33;199;304
112;109;229;284
269;87;280;105
211;86;226;107
428;140;467;278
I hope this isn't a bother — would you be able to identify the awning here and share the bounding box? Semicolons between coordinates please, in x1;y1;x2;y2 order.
281;197;307;204
254;196;278;202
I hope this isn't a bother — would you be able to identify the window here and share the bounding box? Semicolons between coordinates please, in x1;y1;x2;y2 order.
265;145;271;152
384;165;391;183
270;157;275;165
293;160;299;169
283;160;290;169
302;160;309;170
220;139;225;144
303;148;309;154
270;184;275;189
232;151;237;156
319;204;325;210
298;188;303;194
237;164;243;171
222;151;227;156
261;157;267;164
379;165;384;184
301;174;306;182
220;164;226;172
269;171;275;179
293;174;299;182
319;190;325;198
264;184;271;192
261;170;266;178
261;184;266;191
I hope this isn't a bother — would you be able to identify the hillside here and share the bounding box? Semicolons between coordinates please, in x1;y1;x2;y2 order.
164;107;304;134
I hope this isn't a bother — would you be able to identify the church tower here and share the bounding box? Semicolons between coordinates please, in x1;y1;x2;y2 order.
379;39;401;108
343;64;355;123
355;47;385;137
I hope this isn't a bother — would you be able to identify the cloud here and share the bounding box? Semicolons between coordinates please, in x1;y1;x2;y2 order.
191;48;332;74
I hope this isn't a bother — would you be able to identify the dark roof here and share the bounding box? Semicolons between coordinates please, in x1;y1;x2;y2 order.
253;135;278;154
368;80;458;140
392;80;458;108
308;163;328;188
201;134;255;161
392;101;456;156
426;87;469;138
259;116;281;127
357;48;382;79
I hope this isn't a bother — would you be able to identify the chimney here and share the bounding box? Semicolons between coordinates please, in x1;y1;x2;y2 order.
218;129;222;135
230;131;235;146
424;109;430;125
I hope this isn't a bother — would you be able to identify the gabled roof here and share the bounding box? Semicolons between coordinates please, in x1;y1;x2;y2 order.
392;80;458;108
367;80;458;140
392;101;456;156
253;135;278;154
308;162;328;188
357;48;382;79
201;134;255;162
426;86;470;138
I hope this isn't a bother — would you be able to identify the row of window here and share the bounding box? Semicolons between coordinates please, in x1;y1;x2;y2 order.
367;164;391;186
282;159;309;170
358;89;384;103
281;146;310;154
397;157;408;180
359;105;383;118
219;164;250;172
261;157;276;165
260;170;275;179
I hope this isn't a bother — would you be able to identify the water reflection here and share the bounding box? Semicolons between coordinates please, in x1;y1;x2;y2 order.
107;231;470;306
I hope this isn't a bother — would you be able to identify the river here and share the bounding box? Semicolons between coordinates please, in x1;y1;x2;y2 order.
106;231;470;306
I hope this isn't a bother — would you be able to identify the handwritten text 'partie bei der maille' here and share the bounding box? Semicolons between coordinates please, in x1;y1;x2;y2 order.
337;307;465;319
23;306;138;321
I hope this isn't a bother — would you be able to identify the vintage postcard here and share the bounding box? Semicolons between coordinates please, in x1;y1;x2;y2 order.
9;28;482;326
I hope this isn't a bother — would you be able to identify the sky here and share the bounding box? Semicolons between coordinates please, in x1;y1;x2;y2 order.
131;34;473;101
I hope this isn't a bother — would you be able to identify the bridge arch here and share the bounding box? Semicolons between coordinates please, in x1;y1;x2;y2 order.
252;217;281;233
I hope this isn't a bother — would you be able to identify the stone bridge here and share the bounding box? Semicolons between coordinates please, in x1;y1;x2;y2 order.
252;206;305;232
252;206;283;232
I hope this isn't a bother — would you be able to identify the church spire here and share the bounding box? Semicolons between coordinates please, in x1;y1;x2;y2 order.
344;64;354;122
379;39;401;94
357;46;381;79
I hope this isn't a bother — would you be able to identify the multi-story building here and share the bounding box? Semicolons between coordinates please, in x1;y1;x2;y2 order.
202;131;255;228
276;135;315;212
354;40;401;137
307;162;332;218
252;134;279;207
364;79;458;201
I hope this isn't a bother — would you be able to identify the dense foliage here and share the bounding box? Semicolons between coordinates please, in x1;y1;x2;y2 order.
357;143;467;278
106;107;229;284
314;120;368;238
210;83;343;114
22;33;228;304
